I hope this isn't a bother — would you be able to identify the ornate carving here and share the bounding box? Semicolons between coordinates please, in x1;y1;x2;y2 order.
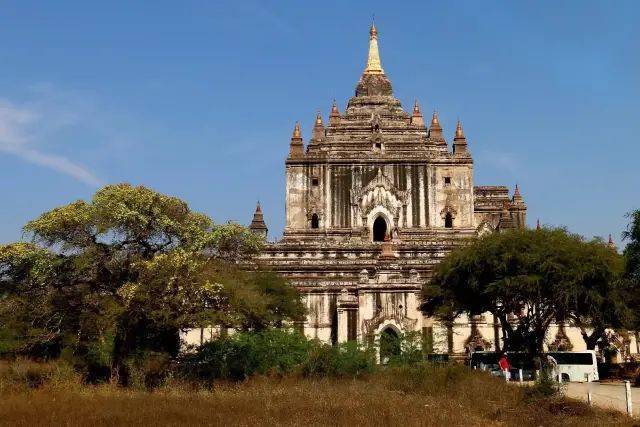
548;324;573;351
352;169;407;220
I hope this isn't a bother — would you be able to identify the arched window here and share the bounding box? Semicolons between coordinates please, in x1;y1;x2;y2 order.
373;216;387;242
311;214;319;229
444;213;453;229
379;327;401;364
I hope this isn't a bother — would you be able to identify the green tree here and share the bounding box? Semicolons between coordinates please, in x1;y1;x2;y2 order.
0;184;302;377
423;227;624;354
622;210;640;331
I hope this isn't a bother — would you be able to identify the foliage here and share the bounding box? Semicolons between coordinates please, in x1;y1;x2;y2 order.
0;184;302;381
622;209;640;330
523;368;559;400
179;329;313;382
301;340;376;378
383;331;424;366
423;227;625;354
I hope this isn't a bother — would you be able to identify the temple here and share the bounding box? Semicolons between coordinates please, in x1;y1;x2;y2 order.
251;24;532;359
186;25;636;360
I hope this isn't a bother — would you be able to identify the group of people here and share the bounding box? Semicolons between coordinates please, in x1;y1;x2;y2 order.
497;353;558;381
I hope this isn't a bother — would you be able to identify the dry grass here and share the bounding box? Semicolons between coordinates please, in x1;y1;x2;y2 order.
0;360;632;427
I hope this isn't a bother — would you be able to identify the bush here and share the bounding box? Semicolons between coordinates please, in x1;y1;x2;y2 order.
524;368;559;400
123;352;173;390
0;358;79;392
179;329;313;382
385;331;424;366
301;341;376;378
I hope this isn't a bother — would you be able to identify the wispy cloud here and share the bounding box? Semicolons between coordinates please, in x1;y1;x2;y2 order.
0;96;103;187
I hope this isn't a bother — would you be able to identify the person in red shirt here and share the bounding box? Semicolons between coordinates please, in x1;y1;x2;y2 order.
498;353;511;381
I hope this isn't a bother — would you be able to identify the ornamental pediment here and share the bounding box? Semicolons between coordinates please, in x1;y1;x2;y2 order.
352;168;407;205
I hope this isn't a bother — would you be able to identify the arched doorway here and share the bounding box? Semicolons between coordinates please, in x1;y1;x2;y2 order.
379;327;401;364
373;216;387;242
444;213;453;229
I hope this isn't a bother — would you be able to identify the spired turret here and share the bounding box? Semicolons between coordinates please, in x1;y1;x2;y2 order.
411;100;425;127
249;201;268;240
312;112;324;141
428;111;447;146
452;120;470;157
288;122;304;159
509;184;527;228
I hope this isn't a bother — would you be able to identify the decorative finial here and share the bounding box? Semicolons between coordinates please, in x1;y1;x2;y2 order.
315;111;323;127
292;121;301;139
455;120;465;139
536;219;541;230
411;100;424;126
249;200;268;239
512;184;524;205
330;99;340;116
364;23;384;74
431;111;441;129
607;234;617;250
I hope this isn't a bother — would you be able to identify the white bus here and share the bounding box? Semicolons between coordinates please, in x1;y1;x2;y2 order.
546;351;599;382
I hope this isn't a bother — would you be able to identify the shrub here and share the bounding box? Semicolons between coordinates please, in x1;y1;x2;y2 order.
524;368;559;400
179;329;313;382
301;341;376;378
123;352;173;390
0;358;79;392
385;331;424;366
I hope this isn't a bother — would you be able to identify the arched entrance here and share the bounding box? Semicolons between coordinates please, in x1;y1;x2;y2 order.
311;213;319;229
373;216;387;242
444;213;453;228
379;327;401;364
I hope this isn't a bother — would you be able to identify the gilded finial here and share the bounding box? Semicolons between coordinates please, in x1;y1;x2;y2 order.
292;122;301;139
364;23;384;74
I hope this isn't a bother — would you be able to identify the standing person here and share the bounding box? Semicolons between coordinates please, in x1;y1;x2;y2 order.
498;353;511;381
545;354;559;381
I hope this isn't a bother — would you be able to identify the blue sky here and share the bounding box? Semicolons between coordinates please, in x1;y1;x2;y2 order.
0;1;638;246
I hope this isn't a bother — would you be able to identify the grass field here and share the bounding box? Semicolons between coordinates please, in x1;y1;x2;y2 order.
0;360;633;426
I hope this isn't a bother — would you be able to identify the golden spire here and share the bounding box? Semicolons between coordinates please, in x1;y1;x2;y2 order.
455;120;465;139
364;23;384;74
292;121;302;139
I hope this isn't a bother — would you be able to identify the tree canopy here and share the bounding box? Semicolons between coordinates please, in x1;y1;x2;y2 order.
0;184;303;378
423;227;625;354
